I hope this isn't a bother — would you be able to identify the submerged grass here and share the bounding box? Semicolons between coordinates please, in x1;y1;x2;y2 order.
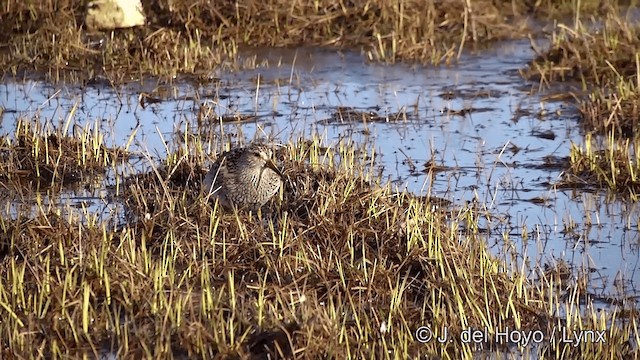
0;117;637;358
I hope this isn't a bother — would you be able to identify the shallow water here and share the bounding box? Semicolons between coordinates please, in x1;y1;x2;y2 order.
1;39;638;308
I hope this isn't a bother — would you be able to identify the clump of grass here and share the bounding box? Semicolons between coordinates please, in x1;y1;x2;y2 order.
522;5;640;194
559;132;640;198
579;72;640;136
521;4;640;137
523;10;640;87
0;115;126;188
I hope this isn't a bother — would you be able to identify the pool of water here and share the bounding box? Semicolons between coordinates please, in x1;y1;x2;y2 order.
1;40;638;306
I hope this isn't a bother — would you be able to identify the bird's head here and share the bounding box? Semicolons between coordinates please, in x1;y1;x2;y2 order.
246;144;282;177
247;144;272;161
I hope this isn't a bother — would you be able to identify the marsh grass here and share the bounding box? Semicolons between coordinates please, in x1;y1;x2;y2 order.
524;0;611;17
0;117;637;358
524;17;639;86
579;72;640;137
1;1;640;355
0;115;126;189
0;0;579;82
558;132;640;198
522;4;640;195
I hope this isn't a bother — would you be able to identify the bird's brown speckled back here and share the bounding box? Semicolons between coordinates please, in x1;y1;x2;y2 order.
203;144;283;210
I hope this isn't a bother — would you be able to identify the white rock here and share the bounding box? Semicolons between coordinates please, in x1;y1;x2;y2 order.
85;0;145;31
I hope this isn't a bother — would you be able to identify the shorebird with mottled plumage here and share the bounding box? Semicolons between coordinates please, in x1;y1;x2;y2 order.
203;144;283;211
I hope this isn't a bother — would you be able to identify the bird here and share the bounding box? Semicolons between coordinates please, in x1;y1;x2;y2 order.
203;143;283;211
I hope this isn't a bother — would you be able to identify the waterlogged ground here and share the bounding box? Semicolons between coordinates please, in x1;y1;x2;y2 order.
1;39;638;310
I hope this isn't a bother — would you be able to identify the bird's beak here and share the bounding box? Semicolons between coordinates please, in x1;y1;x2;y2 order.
265;159;284;178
